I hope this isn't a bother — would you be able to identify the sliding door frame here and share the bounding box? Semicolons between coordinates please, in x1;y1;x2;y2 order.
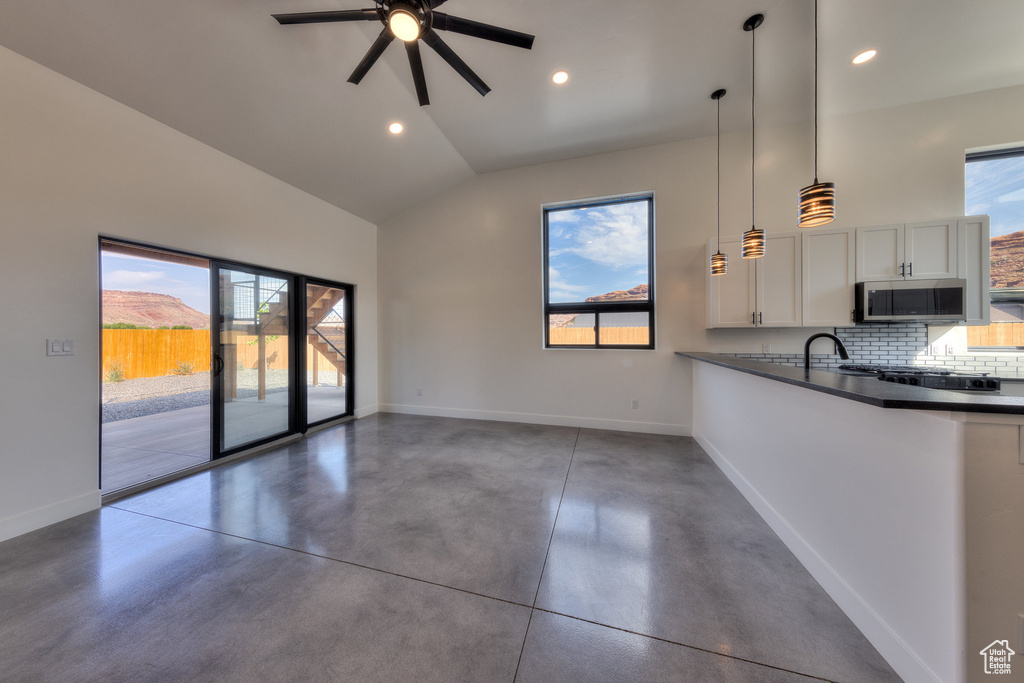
99;236;356;476
211;259;303;460
300;276;356;429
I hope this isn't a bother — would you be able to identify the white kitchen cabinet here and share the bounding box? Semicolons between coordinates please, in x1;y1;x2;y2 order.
855;224;903;281
802;227;855;326
906;219;957;279
856;220;957;281
957;215;991;325
707;232;801;328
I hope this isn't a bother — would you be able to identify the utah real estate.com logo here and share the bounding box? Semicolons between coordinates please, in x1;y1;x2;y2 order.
980;640;1015;675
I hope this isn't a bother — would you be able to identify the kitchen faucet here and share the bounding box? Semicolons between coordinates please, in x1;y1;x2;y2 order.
804;333;850;370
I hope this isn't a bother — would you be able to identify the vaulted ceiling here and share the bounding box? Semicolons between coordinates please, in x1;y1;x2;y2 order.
2;0;1023;223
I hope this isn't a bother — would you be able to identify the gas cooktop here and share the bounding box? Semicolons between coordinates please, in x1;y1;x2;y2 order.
837;364;1000;392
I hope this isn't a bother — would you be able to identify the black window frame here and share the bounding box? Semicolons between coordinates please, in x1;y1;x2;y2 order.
965;147;1024;349
542;194;655;350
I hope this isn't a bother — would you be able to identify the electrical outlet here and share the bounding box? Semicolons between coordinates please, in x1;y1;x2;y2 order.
762;344;771;353
631;399;639;410
416;388;422;397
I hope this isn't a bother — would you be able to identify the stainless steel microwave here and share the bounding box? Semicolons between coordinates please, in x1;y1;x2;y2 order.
854;279;967;323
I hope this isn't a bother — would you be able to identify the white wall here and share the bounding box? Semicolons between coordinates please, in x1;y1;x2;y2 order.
0;46;379;542
377;84;1024;434
691;362;964;683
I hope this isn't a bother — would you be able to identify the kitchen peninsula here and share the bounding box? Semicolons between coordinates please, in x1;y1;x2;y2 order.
679;351;1024;683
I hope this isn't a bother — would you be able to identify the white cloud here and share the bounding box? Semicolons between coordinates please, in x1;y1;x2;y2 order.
564;203;648;270
548;266;592;302
103;270;169;288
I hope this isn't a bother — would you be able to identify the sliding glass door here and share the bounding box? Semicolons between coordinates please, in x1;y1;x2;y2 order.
212;263;296;455
304;280;353;426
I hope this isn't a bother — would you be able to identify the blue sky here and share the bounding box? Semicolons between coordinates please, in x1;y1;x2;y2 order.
101;252;210;314
965;156;1024;238
547;200;650;303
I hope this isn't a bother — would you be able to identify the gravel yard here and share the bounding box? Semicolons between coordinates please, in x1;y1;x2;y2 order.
102;370;342;423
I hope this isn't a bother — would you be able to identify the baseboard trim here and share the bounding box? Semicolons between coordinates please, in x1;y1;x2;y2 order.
354;404;378;419
0;490;101;544
692;428;943;683
379;403;691;436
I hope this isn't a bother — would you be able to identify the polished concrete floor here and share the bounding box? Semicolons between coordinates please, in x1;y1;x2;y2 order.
3;414;902;682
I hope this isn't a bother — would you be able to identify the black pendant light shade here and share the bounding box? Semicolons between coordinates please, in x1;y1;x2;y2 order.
741;227;765;258
710;88;728;276
711;251;728;275
741;14;765;260
798;0;836;227
798;180;836;227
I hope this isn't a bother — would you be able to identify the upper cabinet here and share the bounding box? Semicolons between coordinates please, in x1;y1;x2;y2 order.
856;220;957;281
707;215;988;328
706;233;801;328
957;215;991;326
802;227;855;327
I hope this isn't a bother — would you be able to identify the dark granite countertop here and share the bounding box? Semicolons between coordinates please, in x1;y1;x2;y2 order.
677;352;1024;415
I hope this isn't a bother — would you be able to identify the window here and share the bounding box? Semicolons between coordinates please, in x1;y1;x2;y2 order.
543;194;654;349
965;148;1024;349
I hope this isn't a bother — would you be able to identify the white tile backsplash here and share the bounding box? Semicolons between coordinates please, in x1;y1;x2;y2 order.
726;323;1024;378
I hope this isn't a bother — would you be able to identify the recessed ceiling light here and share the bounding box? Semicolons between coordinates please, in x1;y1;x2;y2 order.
852;49;877;65
389;122;404;135
552;70;569;85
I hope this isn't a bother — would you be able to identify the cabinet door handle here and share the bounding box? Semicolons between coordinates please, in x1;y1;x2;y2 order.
759;312;763;325
752;312;756;325
900;262;905;277
908;262;913;277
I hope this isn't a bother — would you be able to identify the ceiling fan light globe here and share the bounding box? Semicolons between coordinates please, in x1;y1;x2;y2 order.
388;8;420;42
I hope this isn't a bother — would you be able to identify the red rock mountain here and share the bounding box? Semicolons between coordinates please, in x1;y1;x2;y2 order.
585;284;649;303
550;285;649;327
102;290;209;329
991;230;1024;289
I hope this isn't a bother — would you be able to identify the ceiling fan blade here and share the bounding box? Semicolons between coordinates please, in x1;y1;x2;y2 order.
406;41;430;106
273;9;381;25
421;29;490;96
347;29;396;85
431;13;534;50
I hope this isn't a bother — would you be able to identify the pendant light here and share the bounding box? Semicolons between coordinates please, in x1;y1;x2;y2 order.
741;14;765;259
710;88;728;276
798;0;836;227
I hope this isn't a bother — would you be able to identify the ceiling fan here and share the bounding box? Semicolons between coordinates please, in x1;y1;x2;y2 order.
273;1;535;106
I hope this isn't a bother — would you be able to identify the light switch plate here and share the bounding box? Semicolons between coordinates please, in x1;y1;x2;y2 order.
46;339;74;357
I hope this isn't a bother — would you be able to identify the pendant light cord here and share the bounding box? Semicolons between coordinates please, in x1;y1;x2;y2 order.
717;95;721;244
751;20;756;230
813;0;819;181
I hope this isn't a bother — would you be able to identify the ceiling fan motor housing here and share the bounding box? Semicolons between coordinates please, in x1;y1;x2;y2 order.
386;2;427;41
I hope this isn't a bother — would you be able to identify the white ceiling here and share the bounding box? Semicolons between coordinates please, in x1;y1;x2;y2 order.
1;0;1023;223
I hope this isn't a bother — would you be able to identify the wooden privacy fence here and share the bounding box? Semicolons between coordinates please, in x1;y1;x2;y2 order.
103;329;210;379
103;330;339;380
549;326;649;346
966;323;1024;347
